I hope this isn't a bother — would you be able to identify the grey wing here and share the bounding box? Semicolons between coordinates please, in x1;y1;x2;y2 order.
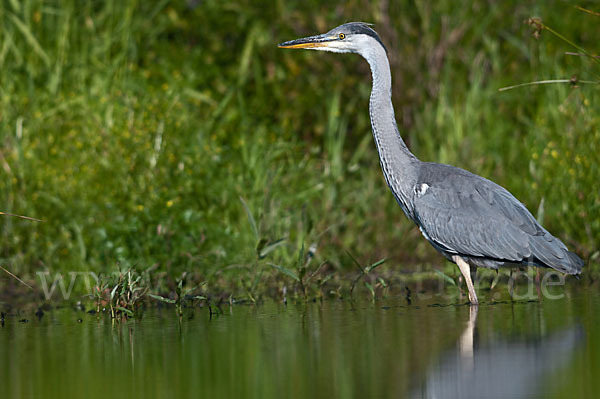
412;166;579;273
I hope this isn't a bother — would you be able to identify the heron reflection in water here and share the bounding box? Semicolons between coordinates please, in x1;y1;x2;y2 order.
411;305;584;398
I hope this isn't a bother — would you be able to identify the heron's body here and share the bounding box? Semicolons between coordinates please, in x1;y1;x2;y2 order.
279;22;583;304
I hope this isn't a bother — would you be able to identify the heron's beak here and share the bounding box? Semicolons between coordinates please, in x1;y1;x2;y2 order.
278;34;336;49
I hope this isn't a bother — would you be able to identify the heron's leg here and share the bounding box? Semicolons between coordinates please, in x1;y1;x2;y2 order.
453;255;479;305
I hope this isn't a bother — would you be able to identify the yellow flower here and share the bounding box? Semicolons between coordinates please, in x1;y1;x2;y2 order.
166;200;174;208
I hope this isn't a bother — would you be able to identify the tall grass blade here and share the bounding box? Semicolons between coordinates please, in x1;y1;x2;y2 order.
239;196;258;240
499;79;599;92
0;212;42;222
268;263;300;282
257;238;286;259
8;13;50;66
575;6;600;17
345;250;365;273
366;258;387;273
0;265;33;289
536;197;545;225
148;294;176;304
116;307;134;316
434;269;457;286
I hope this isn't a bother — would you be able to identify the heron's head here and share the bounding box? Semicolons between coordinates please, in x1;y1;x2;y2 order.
278;22;386;56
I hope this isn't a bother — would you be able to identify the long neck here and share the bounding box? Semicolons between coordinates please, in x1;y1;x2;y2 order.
361;43;419;217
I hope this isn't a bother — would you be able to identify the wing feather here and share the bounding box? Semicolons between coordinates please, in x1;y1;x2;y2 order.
412;163;582;274
414;165;542;262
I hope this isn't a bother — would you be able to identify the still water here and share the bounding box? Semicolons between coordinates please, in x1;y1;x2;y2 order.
1;289;598;398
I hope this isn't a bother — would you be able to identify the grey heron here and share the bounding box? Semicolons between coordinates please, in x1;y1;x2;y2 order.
278;22;583;304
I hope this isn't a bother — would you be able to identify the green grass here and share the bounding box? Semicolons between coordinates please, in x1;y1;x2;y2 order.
0;0;598;300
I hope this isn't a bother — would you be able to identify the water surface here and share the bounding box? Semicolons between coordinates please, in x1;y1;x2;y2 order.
1;290;598;398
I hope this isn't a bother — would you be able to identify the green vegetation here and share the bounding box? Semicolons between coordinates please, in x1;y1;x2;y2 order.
0;1;598;301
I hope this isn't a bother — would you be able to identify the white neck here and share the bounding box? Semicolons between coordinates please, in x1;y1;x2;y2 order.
357;38;420;218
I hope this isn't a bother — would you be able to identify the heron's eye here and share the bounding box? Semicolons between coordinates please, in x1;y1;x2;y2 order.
338;33;345;40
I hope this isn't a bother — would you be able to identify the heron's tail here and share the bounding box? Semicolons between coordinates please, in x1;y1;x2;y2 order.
564;250;584;275
529;234;584;275
538;249;583;275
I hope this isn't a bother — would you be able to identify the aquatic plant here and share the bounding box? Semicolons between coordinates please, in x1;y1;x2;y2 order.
88;268;147;318
149;274;206;316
